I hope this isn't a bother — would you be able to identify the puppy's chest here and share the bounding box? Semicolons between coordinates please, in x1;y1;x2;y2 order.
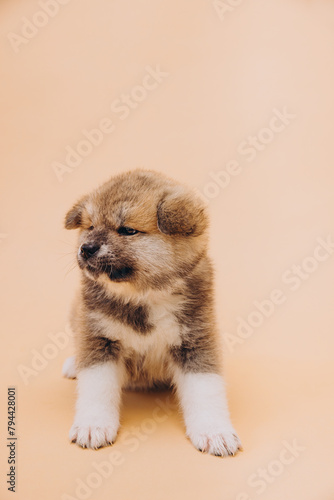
94;293;183;357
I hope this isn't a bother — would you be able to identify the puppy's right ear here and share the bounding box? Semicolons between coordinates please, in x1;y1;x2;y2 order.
64;197;87;229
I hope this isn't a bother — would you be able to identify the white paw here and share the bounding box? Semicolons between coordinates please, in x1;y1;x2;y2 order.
62;356;77;379
187;427;242;457
69;419;119;449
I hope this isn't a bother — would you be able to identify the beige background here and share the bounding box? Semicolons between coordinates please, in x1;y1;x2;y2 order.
1;0;334;499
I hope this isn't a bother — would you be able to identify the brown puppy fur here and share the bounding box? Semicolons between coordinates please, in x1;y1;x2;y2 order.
63;169;241;456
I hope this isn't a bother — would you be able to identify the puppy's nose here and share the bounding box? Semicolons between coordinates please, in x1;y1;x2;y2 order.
80;243;100;259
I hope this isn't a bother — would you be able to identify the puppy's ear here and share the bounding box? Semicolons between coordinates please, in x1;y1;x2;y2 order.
157;189;208;236
64;197;87;229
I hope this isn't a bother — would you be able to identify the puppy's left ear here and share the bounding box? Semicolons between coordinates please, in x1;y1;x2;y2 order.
64;197;87;229
157;189;208;236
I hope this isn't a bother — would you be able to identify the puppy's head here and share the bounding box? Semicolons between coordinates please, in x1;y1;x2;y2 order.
65;170;208;292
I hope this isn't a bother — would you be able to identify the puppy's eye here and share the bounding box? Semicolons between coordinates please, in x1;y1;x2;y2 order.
88;225;94;230
118;226;139;236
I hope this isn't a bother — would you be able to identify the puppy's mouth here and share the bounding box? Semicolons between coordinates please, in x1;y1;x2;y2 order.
79;258;133;282
107;266;133;281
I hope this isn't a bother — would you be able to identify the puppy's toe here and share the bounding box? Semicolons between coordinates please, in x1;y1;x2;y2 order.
69;422;118;449
209;431;242;456
188;428;242;457
62;356;77;379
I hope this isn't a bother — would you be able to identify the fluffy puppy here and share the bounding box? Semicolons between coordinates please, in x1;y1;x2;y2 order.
62;169;241;456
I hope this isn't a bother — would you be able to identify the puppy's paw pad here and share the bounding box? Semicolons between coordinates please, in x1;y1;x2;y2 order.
189;429;242;457
62;356;77;379
69;423;118;449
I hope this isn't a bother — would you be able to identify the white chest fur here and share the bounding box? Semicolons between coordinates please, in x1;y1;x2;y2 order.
89;288;183;356
88;289;183;386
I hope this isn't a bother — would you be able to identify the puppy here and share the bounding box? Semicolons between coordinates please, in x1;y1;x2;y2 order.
62;169;241;456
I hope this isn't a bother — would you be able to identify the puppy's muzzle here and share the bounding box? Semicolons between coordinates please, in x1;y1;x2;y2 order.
80;243;100;260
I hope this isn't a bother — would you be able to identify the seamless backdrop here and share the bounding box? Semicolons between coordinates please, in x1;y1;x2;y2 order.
1;1;334;499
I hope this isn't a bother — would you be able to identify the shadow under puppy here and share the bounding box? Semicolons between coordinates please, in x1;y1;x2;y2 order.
62;169;241;456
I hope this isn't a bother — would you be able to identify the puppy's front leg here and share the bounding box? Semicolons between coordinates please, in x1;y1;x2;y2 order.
70;361;124;449
174;370;242;456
